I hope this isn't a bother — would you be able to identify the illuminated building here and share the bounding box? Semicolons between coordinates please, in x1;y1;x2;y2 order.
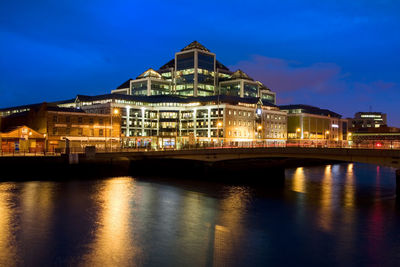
0;41;286;150
0;126;45;153
351;126;400;149
0;103;121;152
111;41;276;103
350;112;387;129
67;94;286;148
280;104;348;145
60;41;285;148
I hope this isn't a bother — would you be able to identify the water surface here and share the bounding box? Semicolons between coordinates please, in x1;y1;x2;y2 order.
0;163;399;266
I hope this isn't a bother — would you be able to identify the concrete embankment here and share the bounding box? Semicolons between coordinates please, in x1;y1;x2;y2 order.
0;155;131;181
0;155;342;183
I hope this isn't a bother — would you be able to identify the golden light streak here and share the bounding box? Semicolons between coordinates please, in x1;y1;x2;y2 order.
292;167;306;193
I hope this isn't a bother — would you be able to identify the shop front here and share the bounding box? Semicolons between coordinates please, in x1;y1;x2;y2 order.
0;126;45;153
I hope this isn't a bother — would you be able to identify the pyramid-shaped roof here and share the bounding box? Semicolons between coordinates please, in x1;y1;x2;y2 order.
181;41;210;52
230;69;254;81
137;68;162;79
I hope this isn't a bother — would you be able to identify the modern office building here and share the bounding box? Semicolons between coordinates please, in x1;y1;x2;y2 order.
280;104;348;146
349;112;387;129
66;94;287;148
111;41;276;103
60;41;285;148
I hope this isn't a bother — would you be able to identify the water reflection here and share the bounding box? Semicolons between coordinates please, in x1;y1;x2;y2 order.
0;163;399;266
344;163;355;207
0;183;17;267
82;177;141;266
292;167;306;193
213;186;251;266
319;165;333;231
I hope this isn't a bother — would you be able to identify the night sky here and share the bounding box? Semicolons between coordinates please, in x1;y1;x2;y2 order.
1;0;399;126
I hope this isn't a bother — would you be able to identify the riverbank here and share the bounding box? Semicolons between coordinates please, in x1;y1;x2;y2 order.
0;155;343;182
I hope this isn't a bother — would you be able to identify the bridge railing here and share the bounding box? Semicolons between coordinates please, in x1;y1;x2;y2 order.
1;141;399;156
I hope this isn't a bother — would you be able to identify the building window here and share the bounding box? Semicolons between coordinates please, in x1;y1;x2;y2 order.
99;129;104;136
99;119;103;125
53;115;57;123
52;127;57;135
66;116;70;123
78;117;83;123
90;129;94;136
78;128;83;136
89;118;94;124
66;128;71;135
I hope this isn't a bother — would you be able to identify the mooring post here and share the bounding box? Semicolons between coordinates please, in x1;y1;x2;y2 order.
396;169;400;196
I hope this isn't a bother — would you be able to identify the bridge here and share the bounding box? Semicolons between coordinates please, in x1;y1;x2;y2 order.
96;147;400;168
94;147;400;191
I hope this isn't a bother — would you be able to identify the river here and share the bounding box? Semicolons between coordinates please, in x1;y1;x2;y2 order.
0;163;399;266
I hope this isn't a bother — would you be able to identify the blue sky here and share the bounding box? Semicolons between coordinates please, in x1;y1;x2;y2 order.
1;0;399;125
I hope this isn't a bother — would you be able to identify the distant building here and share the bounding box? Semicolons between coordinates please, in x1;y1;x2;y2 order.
350;112;387;129
279;104;348;145
351;126;400;149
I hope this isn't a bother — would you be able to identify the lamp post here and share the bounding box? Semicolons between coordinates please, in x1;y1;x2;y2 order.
44;133;47;155
325;130;330;148
217;121;222;147
347;132;352;148
296;127;301;147
111;108;119;152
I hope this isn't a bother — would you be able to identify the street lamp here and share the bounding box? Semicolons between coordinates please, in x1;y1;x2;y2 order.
217;121;222;147
110;108;119;152
325;130;330;147
296;128;301;147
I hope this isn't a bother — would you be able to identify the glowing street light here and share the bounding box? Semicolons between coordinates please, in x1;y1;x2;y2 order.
217;121;223;146
110;108;120;152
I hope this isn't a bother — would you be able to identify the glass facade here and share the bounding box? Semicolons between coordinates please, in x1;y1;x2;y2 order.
176;52;195;70
243;82;258;98
111;41;279;104
261;92;275;104
131;81;148;96
151;81;170;95
220;82;240;96
198;52;214;71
